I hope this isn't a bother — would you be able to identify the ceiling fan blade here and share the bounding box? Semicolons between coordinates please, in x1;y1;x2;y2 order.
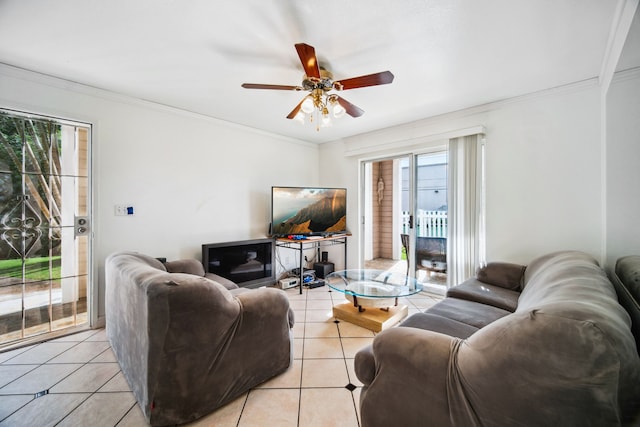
295;43;320;79
335;96;364;117
242;83;302;91
334;71;394;90
286;98;306;119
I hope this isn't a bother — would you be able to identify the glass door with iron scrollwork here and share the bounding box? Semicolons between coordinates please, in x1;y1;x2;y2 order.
0;110;91;347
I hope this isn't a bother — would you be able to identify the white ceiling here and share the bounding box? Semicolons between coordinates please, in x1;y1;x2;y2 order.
0;0;634;143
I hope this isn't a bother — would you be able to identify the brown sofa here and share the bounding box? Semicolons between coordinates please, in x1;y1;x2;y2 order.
105;252;294;426
355;251;640;426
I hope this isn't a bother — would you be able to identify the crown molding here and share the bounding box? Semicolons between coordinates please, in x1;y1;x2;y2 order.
611;66;640;83
341;76;599;157
0;62;316;149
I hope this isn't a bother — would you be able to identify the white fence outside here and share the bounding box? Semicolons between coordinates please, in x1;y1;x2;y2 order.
402;210;448;238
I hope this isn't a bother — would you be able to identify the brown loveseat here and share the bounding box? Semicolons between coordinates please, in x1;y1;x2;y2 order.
105;252;294;426
355;251;640;426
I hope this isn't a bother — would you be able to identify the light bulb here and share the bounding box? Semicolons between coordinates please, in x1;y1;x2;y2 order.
333;103;346;118
301;97;315;114
294;111;305;124
321;108;331;127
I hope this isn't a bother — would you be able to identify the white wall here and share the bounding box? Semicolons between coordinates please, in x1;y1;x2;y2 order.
483;85;602;263
606;70;640;267
2;62;635;325
320;81;604;267
0;65;320;323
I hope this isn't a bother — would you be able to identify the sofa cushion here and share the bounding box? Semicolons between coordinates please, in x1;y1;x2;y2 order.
399;312;478;339
165;259;205;276
164;260;239;290
446;278;520;312
476;262;526;291
426;297;512;329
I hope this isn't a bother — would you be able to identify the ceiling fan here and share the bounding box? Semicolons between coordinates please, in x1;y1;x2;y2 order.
241;43;394;128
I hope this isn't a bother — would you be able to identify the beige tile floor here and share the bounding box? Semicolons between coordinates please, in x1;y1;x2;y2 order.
0;285;442;426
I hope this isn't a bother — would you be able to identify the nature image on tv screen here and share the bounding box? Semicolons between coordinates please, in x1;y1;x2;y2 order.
272;187;346;235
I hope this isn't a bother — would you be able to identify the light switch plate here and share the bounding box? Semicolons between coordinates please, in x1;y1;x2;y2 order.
115;205;134;216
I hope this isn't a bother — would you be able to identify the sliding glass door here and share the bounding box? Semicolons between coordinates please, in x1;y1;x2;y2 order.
0;110;91;347
362;151;448;292
411;152;448;291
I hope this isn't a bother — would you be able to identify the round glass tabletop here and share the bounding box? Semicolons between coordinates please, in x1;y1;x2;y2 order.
325;269;423;299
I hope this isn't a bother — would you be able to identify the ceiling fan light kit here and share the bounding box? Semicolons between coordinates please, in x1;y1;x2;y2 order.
241;43;394;131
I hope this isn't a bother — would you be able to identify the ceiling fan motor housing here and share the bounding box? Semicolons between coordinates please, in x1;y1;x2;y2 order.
302;68;335;91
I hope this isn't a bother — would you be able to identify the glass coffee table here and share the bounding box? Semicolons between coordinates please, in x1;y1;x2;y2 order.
325;269;423;332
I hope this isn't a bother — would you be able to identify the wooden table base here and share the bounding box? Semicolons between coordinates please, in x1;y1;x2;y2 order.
332;301;408;332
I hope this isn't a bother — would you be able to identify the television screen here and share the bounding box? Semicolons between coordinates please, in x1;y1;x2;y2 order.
202;238;275;288
271;186;347;236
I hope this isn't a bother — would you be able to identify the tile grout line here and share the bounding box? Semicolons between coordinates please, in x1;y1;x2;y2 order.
0;339;90;397
234;389;250;427
0;334;99;425
52;333;124;426
295;288;309;427
333;291;363;427
53;392;94;426
114;401;141;426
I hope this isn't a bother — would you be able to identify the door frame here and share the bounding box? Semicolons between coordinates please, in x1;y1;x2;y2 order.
359;147;448;285
359;154;415;273
0;108;94;348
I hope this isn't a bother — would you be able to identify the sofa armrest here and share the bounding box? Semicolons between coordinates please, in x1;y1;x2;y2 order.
355;327;458;427
612;256;640;356
234;287;294;329
354;344;375;385
211;288;293;388
476;262;526;291
204;272;239;290
356;327;455;385
148;279;292;423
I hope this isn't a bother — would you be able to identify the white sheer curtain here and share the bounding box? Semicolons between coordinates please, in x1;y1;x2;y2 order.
447;134;486;287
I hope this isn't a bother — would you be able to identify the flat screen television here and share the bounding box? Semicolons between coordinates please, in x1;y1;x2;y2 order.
202;238;275;288
271;186;347;236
